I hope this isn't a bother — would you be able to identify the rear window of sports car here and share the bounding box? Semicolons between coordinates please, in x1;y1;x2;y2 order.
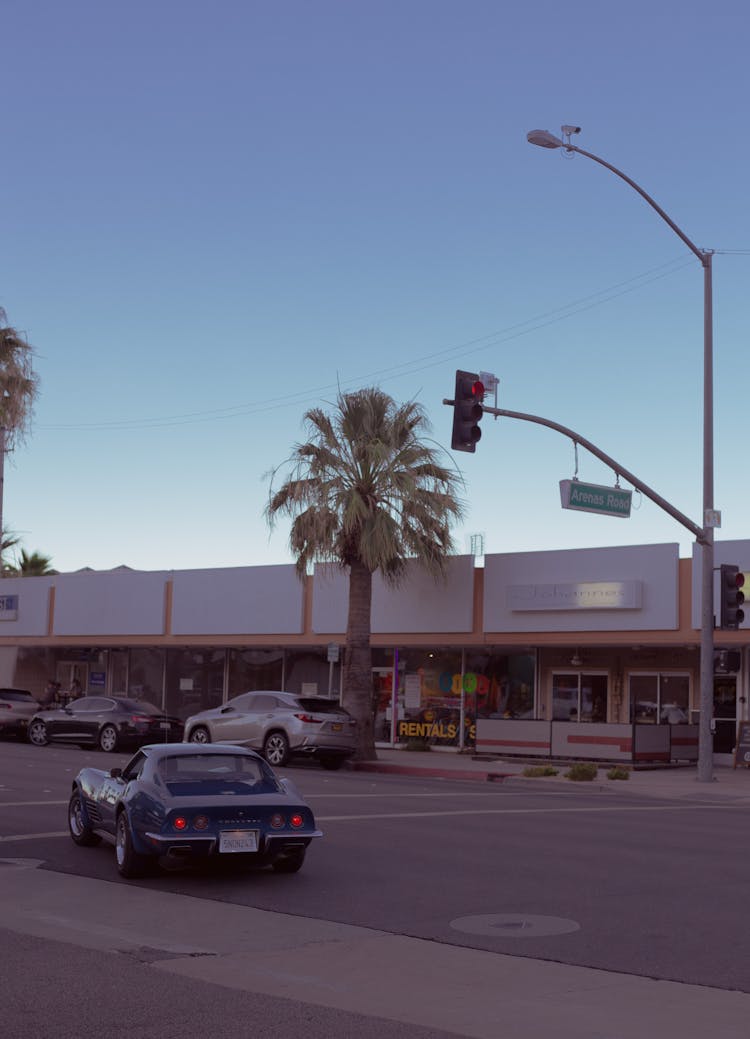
158;754;279;795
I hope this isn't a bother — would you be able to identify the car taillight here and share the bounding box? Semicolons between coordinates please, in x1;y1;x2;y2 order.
290;813;304;829
294;713;323;724
173;816;188;830
270;813;285;829
130;714;153;724
0;704;10;710
193;815;209;830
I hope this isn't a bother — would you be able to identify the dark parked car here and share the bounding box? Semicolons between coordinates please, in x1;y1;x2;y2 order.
28;696;184;752
68;742;322;877
0;688;39;737
184;690;357;769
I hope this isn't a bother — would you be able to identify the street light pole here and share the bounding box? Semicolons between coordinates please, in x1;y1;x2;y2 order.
527;127;716;782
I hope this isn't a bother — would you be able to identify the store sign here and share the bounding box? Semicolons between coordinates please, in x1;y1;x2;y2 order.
560;479;632;518
0;594;18;621
509;581;642;611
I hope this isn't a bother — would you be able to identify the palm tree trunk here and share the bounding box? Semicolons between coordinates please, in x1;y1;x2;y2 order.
343;558;377;760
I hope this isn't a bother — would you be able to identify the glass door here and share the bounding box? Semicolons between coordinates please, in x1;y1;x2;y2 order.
713;677;737;757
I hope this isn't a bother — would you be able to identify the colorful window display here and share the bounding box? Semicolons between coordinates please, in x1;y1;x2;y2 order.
372;649;536;748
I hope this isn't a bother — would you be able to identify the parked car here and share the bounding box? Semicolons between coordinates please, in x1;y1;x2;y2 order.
0;688;39;738
28;696;184;752
184;690;357;769
68;742;322;877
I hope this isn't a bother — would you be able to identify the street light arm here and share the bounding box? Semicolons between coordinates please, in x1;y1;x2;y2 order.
565;143;706;265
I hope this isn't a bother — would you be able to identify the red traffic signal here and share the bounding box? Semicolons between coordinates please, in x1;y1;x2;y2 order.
450;370;485;453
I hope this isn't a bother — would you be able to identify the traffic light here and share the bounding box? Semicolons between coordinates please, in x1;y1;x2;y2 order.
450;370;485;452
719;564;745;630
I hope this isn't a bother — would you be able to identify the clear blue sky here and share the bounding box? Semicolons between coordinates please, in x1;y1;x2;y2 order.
2;0;749;573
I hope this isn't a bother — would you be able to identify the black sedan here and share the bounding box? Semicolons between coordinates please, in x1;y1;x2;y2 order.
68;743;322;877
28;696;184;752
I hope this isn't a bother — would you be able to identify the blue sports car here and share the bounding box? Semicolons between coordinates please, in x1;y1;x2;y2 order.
68;743;323;878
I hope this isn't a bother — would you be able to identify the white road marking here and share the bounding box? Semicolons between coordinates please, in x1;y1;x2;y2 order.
317;803;735;821
0;831;68;842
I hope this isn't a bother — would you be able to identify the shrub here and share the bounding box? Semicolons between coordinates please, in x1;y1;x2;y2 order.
606;766;631;781
522;765;559;777
564;762;598;782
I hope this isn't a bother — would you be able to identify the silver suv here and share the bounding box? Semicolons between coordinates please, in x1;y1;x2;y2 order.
0;688;39;738
184;691;357;770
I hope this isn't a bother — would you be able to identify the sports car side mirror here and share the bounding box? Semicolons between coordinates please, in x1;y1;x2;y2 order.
109;767;123;779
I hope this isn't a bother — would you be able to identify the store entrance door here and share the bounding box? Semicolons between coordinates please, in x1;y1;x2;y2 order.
713;676;737;762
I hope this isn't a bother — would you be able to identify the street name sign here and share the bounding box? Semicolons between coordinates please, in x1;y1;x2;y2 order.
559;479;632;519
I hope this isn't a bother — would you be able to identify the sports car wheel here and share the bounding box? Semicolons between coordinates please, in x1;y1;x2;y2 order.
115;811;150;879
98;724;119;753
189;726;211;744
263;731;290;767
320;756;345;771
28;720;49;746
68;790;101;847
272;850;306;874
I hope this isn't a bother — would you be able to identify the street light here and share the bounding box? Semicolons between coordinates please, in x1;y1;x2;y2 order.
528;125;716;783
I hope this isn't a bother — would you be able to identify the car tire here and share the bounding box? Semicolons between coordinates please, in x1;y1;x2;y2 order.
28;720;49;746
188;726;211;744
319;756;345;771
68;789;101;847
98;724;119;753
272;850;306;874
115;811;150;879
263;731;290;767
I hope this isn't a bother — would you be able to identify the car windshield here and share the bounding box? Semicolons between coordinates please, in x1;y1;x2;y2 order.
158;753;280;795
296;697;350;715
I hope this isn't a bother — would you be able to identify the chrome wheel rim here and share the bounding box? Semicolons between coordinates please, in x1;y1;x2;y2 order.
100;727;117;752
190;728;209;744
29;722;47;746
265;735;286;765
69;795;84;837
115;816;126;866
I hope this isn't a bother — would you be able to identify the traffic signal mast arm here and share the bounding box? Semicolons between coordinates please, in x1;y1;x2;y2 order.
443;399;707;545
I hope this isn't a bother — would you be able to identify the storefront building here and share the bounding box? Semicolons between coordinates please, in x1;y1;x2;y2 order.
0;539;747;764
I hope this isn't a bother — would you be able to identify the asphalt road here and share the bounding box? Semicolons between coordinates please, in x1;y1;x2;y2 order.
2;738;749;994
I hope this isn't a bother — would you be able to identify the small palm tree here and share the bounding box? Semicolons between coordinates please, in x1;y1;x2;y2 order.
0;311;39;570
266;387;464;759
1;529;21;575
11;549;57;576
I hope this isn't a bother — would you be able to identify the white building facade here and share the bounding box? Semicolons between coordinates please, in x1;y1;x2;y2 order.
1;540;748;764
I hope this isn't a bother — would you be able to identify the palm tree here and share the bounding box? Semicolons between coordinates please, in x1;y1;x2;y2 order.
266;387;464;759
1;529;21;575
10;549;57;576
0;310;39;570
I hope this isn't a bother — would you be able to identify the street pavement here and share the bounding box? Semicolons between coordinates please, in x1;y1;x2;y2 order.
352;745;750;802
3;745;750;1037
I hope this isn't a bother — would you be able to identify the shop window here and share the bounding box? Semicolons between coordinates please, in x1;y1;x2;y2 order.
128;648;166;709
228;649;283;695
552;673;608;722
629;673;690;724
165;648;225;720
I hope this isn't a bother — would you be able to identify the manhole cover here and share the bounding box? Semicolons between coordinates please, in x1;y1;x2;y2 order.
450;913;580;938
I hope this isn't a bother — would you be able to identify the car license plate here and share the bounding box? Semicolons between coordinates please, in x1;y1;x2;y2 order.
219;830;259;853
331;722;342;732
160;722;171;730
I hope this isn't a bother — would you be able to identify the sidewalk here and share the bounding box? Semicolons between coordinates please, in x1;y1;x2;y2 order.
349;746;750;801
